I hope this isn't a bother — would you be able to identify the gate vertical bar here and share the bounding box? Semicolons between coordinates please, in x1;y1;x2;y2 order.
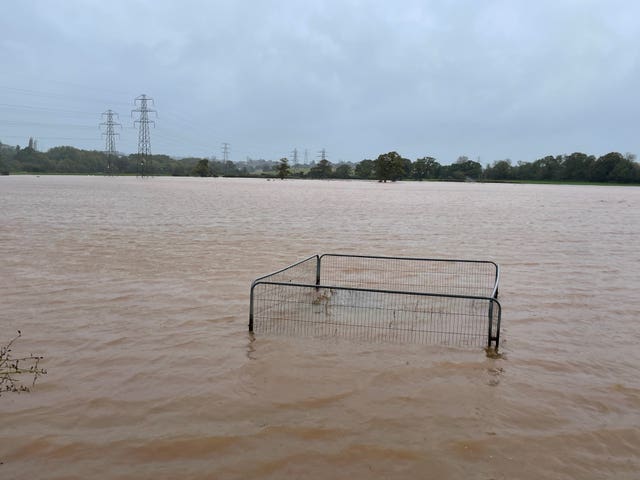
249;284;255;332
493;302;501;350
316;255;321;287
487;299;494;348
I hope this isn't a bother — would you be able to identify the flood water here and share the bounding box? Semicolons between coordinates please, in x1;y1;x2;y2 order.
1;175;639;479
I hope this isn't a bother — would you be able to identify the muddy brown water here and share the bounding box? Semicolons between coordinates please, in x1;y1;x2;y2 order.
1;176;639;479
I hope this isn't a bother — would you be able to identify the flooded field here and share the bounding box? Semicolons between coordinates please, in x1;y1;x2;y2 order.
1;175;639;479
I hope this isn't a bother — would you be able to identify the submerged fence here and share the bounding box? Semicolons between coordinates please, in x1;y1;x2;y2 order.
249;254;501;350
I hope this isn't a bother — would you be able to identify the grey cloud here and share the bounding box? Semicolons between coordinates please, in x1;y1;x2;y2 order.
1;0;638;163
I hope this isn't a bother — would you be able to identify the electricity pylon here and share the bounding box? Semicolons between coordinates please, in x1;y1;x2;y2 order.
132;94;157;177
222;142;230;175
100;110;121;175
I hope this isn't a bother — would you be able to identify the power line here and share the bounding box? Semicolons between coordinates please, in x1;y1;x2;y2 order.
0;102;98;116
0;135;98;141
0;85;130;107
100;110;121;175
132;94;157;178
0;120;96;129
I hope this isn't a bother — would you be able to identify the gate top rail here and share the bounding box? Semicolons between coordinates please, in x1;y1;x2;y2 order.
253;253;499;297
319;253;498;266
316;253;500;298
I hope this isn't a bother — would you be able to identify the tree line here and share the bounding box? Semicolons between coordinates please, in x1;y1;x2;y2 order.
1;140;638;184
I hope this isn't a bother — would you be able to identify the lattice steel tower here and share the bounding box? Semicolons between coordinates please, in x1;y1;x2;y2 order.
100;110;121;175
221;142;230;174
132;94;157;177
222;142;230;161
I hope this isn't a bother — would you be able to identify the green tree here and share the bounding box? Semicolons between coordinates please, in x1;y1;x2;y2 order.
444;156;482;180
513;160;534;180
425;157;441;179
0;142;17;174
412;156;440;180
561;152;594;181
589;152;618;182
333;163;352;179
608;157;636;182
354;159;374;179
401;157;412;178
412;158;428;180
531;155;562;180
209;159;224;176
276;157;291;179
374;151;406;182
485;159;513;180
588;152;638;182
308;159;333;178
592;152;639;183
193;159;211;177
15;145;52;173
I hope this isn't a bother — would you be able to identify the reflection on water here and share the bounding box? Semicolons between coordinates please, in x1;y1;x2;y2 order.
1;175;639;479
246;332;257;361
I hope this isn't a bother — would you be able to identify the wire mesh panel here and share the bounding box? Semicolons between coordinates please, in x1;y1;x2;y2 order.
251;283;501;348
319;254;498;298
256;255;318;284
250;255;319;314
249;254;501;350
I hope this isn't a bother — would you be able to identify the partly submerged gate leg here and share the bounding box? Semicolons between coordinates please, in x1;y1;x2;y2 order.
486;299;501;356
249;285;255;332
315;255;321;290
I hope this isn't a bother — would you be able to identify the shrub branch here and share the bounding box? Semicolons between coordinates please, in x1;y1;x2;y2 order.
1;331;47;396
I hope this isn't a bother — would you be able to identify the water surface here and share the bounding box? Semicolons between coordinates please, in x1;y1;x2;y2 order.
1;176;639;479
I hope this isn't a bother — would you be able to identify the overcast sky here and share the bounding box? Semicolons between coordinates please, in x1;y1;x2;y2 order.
1;0;639;164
